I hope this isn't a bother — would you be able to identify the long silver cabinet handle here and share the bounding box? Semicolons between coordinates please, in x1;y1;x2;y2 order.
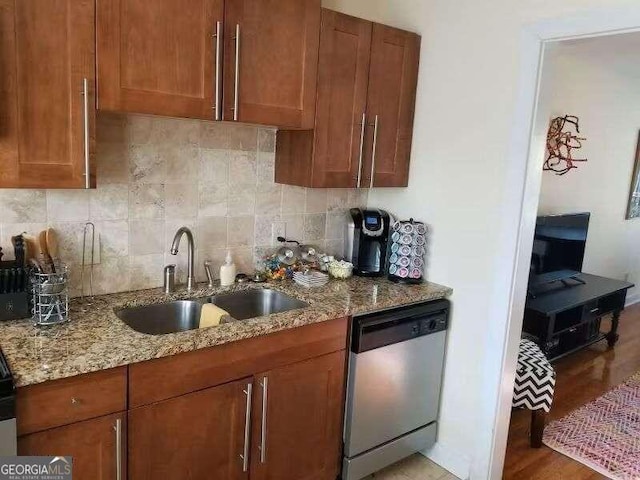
259;376;268;463
369;115;379;189
114;418;122;480
214;21;222;121
233;24;240;121
241;383;253;472
82;78;90;189
356;113;366;188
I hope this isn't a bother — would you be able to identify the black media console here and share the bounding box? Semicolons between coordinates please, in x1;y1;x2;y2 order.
523;273;634;362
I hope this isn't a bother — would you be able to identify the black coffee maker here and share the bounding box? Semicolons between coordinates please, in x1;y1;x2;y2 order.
345;208;391;276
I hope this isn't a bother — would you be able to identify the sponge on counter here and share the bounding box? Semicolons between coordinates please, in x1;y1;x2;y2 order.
199;303;230;328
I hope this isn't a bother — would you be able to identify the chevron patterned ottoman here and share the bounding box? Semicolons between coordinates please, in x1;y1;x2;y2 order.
513;338;556;447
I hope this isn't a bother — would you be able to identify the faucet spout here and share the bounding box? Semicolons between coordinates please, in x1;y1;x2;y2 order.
170;227;196;292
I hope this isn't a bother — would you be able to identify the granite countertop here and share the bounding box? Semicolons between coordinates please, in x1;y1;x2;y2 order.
0;277;452;388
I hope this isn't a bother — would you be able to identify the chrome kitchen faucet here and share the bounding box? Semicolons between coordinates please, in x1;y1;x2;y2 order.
170;227;196;292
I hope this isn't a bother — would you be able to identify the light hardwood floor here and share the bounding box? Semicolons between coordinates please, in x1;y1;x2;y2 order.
503;303;640;479
365;453;459;480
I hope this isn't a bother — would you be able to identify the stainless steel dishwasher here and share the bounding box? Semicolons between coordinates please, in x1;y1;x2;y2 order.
342;299;449;480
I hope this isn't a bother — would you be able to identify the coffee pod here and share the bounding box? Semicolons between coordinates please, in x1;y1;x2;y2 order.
414;235;426;246
400;234;413;245
389;264;398;275
410;268;422;279
412;245;425;257
398;256;411;267
391;243;400;253
389;253;399;265
391;231;401;242
392;221;402;232
399;245;412;256
416;223;427;235
397;267;409;278
412;257;424;268
401;223;415;234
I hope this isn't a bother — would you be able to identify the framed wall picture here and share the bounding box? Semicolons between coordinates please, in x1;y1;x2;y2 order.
627;131;640;219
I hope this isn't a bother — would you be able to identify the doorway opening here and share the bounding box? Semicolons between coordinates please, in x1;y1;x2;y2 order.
488;9;640;480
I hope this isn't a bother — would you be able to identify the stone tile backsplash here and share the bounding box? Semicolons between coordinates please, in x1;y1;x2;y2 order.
0;114;368;296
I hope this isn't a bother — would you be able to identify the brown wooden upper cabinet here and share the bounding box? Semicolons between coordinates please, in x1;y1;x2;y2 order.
97;0;320;129
275;10;420;188
0;0;96;189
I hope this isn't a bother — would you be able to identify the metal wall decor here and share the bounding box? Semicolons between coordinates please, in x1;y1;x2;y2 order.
626;131;640;220
544;115;587;175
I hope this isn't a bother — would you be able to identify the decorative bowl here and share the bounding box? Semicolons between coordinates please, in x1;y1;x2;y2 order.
328;261;354;279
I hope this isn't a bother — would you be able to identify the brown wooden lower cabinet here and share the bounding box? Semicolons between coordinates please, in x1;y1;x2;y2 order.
251;351;346;480
18;412;126;480
128;378;251;480
16;319;348;480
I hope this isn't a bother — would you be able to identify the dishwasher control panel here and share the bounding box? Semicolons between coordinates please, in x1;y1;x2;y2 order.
351;299;449;353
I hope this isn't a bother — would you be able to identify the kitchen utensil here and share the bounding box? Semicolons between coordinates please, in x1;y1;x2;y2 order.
46;228;59;262
10;235;25;267
38;230;51;264
23;235;38;267
29;258;44;273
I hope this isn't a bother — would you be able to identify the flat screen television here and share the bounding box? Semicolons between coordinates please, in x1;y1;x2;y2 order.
531;212;590;275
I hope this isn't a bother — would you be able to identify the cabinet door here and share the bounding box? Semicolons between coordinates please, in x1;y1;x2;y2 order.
363;24;420;188
128;378;251;480
18;412;126;480
97;0;223;120
223;0;320;128
251;351;346;480
312;10;371;188
0;0;95;189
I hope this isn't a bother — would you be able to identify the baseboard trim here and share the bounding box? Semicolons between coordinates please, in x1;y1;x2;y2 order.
625;293;640;308
421;441;471;480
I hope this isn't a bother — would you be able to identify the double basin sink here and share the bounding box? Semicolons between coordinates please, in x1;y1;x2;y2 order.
115;288;309;335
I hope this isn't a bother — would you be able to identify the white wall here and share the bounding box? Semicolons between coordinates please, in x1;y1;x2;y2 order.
324;1;640;479
539;35;640;303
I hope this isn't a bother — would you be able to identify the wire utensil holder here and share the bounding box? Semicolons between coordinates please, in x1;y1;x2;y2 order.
31;263;69;326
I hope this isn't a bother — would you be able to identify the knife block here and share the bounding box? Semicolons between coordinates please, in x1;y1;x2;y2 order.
0;261;30;321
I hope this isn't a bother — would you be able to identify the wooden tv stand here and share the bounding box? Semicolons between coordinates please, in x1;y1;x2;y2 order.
523;273;634;362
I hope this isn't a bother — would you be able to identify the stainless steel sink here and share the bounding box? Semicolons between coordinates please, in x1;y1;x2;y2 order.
115;289;308;335
116;299;207;335
210;288;308;320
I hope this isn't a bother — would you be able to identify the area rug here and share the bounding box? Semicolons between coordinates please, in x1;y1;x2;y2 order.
543;372;640;480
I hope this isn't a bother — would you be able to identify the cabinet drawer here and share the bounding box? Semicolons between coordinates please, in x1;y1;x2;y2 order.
129;317;348;407
17;367;127;436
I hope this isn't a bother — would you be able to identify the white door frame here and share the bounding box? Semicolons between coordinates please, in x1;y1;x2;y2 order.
487;6;640;479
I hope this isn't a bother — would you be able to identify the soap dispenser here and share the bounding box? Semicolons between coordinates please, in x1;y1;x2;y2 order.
220;251;236;287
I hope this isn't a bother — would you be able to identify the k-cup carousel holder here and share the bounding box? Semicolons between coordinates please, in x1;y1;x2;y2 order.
387;219;426;284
